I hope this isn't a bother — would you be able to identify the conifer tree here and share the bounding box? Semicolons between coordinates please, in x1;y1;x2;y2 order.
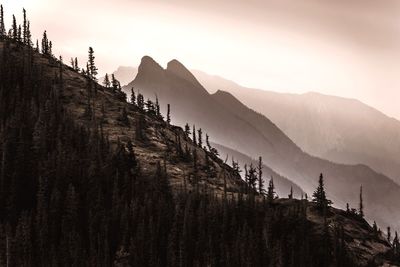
267;176;275;202
74;57;79;71
155;97;161;117
192;125;197;146
88;47;98;81
23;8;28;44
312;173;332;212
197;128;203;148
184;123;190;137
359;185;364;218
12;15;17;40
103;73;110;88
167;104;171;125
26;21;32;47
111;74;120;91
130;88;136;105
257;156;264;194
137;93;144;111
388;227;392;243
17;25;22;42
41;31;49;55
288;186;293;199
0;5;5;38
48;41;53;56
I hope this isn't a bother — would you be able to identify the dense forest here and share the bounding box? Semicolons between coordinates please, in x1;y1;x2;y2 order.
0;6;399;267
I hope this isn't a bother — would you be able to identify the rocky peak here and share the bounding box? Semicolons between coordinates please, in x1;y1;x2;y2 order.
166;59;204;88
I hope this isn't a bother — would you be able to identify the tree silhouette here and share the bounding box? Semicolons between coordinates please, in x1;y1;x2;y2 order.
359;185;364;218
257;156;264;195
312;173;332;212
103;73;111;88
267;176;275;202
88;47;98;81
0;5;5;38
167;104;171;125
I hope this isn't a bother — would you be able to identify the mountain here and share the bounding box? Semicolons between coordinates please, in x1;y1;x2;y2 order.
124;56;400;231
193;70;400;184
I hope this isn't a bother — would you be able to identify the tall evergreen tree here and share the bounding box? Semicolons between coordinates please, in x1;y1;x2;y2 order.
130;88;136;105
312;173;332;212
359;185;364;218
0;5;5;38
23;8;28;44
12;15;17;40
257;156;264;195
167;104;171;125
184;123;190;137
41;31;49;55
103;73;110;88
197;128;203;148
75;57;79;71
267;176;275;202
88;47;98;81
192;125;197;146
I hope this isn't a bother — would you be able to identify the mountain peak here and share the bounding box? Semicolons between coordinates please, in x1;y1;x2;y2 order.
138;55;163;73
167;59;204;88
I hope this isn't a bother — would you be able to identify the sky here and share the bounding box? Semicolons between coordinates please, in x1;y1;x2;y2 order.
3;0;400;120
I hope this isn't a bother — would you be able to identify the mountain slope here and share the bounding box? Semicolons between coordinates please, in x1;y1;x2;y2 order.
212;142;304;198
193;70;400;184
1;39;399;266
124;57;400;230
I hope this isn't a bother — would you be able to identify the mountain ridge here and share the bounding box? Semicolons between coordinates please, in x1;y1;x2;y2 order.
123;56;400;231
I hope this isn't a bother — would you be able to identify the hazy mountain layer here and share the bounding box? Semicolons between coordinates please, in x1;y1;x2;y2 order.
193;70;400;184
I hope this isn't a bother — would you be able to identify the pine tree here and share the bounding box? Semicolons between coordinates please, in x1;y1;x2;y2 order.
167;104;171;125
12;15;17;40
111;74;120;91
184;123;190;137
41;31;49;55
0;5;5;38
74;57;79;71
288;186;293;199
88;47;98;81
312;173;332;212
130;88;136;105
23;8;28;44
267;176;275;202
192;125;197;146
359;185;364;218
388;227;392;243
257;156;264;195
103;73;110;88
197;128;203;148
155;97;161;117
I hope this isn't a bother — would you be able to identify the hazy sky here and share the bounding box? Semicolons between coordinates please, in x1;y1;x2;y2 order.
3;0;400;119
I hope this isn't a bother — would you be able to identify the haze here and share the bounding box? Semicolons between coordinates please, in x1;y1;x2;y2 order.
3;0;400;119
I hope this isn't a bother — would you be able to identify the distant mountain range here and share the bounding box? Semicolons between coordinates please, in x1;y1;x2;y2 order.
193;70;400;184
120;57;400;230
111;66;400;185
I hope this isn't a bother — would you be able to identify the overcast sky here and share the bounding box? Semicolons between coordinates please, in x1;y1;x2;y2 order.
3;0;400;119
